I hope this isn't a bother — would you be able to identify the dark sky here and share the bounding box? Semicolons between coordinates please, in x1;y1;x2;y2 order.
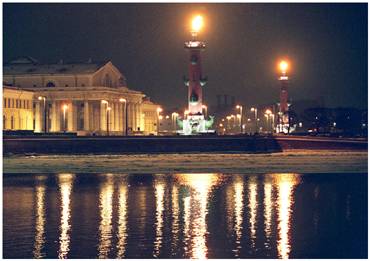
3;3;368;110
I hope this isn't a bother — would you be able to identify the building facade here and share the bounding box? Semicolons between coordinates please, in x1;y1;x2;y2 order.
3;85;34;131
3;57;159;135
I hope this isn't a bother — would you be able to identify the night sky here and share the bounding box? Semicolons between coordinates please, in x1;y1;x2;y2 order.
3;3;368;110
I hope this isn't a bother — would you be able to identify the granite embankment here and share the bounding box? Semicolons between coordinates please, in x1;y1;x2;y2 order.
3;135;367;155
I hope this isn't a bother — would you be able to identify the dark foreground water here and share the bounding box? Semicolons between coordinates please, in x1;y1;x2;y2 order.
3;172;367;259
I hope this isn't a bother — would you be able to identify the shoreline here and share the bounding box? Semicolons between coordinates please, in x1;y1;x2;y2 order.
3;150;367;174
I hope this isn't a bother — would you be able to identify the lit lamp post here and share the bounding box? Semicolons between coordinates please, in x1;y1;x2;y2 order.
265;109;273;134
119;98;128;136
62;104;68;133
251;107;258;134
226;116;231;132
171;112;179;134
157;107;163;135
236;105;243;134
38;96;47;133
202;105;208;118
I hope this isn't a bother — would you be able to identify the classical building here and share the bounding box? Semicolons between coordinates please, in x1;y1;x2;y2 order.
3;85;34;131
3;57;160;135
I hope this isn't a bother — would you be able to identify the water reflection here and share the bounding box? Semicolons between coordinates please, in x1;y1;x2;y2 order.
248;176;258;248
233;176;244;257
171;185;180;255
177;173;223;259
153;176;166;257
98;174;114;259
4;172;363;259
117;178;128;258
33;177;46;259
58;174;75;259
263;177;273;250
275;174;301;259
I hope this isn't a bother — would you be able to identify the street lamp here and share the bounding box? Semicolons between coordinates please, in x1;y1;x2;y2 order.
157;107;162;135
38;96;47;133
226;115;231;132
62;104;68;132
119;98;128;136
236;105;243;134
171;112;179;134
251;107;258;133
202;105;207;118
265;109;273;134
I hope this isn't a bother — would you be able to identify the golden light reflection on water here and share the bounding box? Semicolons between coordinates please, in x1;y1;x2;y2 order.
233;176;244;257
116;179;128;258
58;173;75;259
176;173;223;259
153;177;165;257
263;178;273;249
183;194;191;256
274;174;301;259
171;185;180;254
98;174;114;259
33;183;46;259
248;176;258;248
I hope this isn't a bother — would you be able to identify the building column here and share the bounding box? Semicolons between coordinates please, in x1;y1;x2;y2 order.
55;101;61;132
35;101;42;132
84;100;90;131
114;102;119;132
100;101;106;131
132;103;137;132
67;101;73;131
51;101;57;132
110;102;115;132
127;102;132;132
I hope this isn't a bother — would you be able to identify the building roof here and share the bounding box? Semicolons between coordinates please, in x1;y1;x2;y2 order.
4;56;110;75
3;84;34;93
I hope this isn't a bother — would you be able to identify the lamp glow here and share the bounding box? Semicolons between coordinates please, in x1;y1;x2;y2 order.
191;15;203;33
279;60;289;74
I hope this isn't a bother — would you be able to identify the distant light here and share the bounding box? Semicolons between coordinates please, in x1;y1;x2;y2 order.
202;105;207;109
191;15;203;33
159;115;163;120
265;109;272;115
299;122;303;127
101;100;108;104
38;96;44;100
333;122;336;127
119;98;126;103
107;107;112;111
157;107;163;113
219;123;223;127
165;115;170;119
62;104;68;110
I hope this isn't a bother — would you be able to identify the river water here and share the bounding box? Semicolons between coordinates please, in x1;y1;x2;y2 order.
3;172;367;258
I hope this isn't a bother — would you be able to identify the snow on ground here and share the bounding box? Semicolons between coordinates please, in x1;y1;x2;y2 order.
3;150;367;174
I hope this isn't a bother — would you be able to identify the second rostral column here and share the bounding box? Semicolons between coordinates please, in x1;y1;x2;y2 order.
179;15;214;135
